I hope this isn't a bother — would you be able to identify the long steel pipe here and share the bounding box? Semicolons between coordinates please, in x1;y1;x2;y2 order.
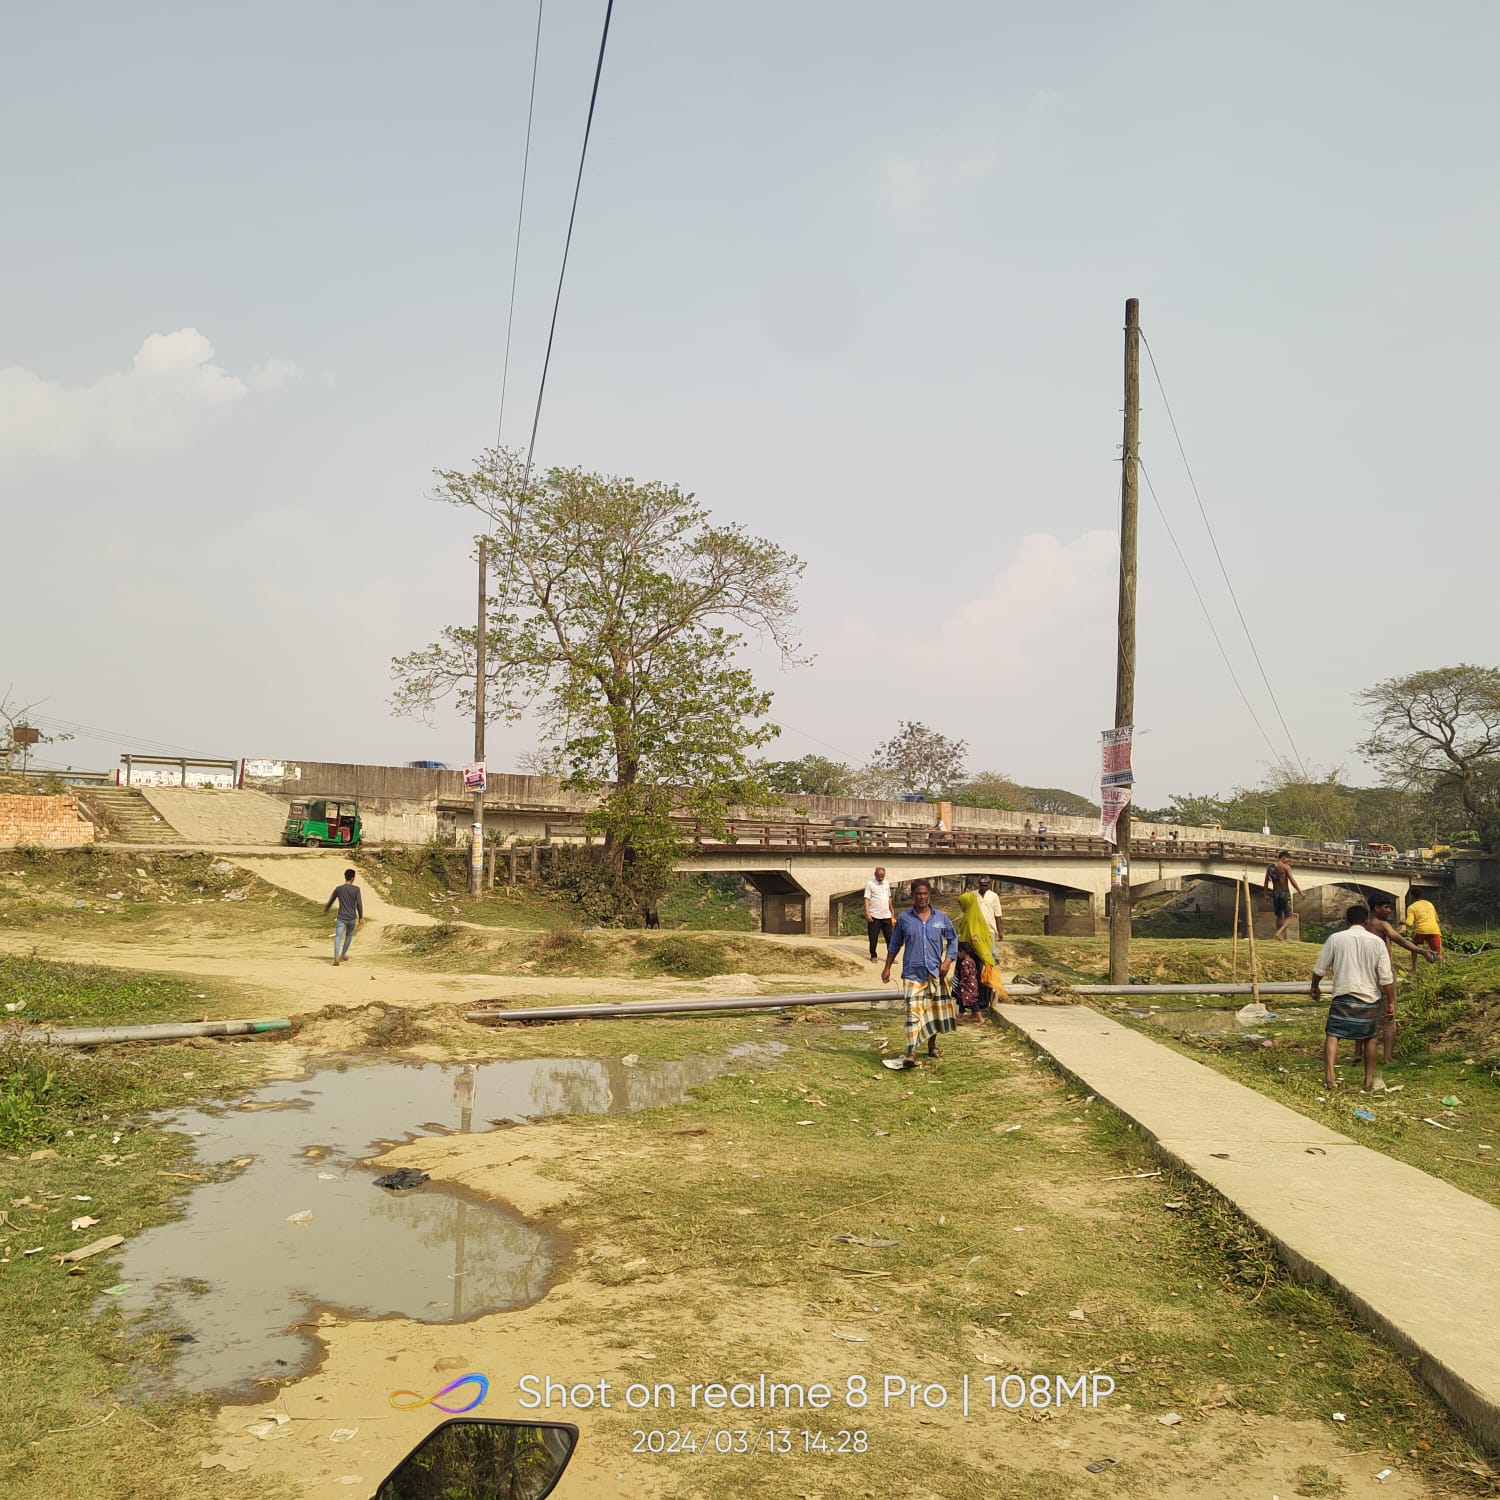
467;981;1314;1025
20;1019;292;1046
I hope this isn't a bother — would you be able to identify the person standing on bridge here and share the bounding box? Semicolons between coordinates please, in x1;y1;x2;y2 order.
882;878;959;1066
1404;895;1443;971
864;866;894;963
1264;851;1303;941
324;868;363;966
1311;905;1394;1091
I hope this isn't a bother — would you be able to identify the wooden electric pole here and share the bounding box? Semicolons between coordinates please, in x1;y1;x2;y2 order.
1108;297;1140;985
469;537;487;896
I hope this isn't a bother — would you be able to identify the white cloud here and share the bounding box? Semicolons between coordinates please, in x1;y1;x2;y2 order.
0;329;297;462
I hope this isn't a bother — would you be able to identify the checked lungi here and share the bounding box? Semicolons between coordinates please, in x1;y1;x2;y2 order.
902;972;958;1051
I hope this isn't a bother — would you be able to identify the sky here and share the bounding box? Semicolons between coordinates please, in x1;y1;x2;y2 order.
4;1;1498;807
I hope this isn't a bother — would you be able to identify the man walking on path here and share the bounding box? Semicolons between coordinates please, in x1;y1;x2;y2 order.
882;879;958;1067
1365;896;1434;1066
864;866;894;962
976;878;1004;949
1404;895;1443;971
1264;850;1303;940
324;868;364;966
1311;905;1394;1091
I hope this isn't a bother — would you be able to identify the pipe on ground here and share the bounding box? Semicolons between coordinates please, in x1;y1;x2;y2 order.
20;1019;292;1047
467;981;1315;1025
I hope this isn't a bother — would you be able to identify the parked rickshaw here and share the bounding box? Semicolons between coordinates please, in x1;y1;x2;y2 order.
283;798;362;847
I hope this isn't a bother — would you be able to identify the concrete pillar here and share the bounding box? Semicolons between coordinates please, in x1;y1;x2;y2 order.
1044;890;1106;936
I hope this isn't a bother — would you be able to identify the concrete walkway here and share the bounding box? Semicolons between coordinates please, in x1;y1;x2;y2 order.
995;1003;1500;1451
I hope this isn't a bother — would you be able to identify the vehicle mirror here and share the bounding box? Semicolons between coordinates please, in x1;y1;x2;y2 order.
372;1419;578;1499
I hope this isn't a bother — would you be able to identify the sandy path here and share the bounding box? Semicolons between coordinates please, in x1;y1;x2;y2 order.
231;854;442;927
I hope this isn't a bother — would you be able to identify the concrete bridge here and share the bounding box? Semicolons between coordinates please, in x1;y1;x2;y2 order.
674;823;1444;938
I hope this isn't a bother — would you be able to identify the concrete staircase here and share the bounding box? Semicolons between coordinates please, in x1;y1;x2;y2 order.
79;788;188;844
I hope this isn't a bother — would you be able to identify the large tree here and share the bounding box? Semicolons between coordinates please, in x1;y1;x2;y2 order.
392;451;804;904
870;721;967;798
1358;665;1500;850
761;754;855;797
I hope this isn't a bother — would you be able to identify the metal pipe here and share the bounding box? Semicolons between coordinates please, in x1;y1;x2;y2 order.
467;981;1315;1025
20;1019;292;1047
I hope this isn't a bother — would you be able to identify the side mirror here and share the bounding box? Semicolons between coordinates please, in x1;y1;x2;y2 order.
373;1419;578;1500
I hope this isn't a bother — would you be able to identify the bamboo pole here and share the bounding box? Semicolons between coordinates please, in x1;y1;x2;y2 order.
1232;880;1241;981
1242;876;1262;1009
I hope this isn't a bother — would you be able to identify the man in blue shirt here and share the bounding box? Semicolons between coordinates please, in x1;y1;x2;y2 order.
881;878;959;1067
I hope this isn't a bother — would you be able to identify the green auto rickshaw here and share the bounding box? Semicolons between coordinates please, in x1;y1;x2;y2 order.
283;798;362;847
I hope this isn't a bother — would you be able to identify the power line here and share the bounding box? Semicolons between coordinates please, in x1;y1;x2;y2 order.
26;715;199;757
495;0;546;449
522;0;614;483
1137;459;1292;773
1138;329;1308;775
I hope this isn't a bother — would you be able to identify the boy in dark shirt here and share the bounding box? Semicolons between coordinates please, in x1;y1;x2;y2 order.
324;868;364;966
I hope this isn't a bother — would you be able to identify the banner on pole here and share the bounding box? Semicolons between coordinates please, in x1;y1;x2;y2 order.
463;762;487;792
1101;727;1134;787
1100;785;1132;844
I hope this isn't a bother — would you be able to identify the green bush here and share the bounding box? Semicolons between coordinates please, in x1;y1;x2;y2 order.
649;934;729;979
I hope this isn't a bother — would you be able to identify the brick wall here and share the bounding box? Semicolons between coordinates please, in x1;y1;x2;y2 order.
0;795;96;849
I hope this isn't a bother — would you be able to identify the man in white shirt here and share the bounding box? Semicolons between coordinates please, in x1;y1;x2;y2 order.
1310;905;1395;1091
976;879;1004;949
864;866;894;963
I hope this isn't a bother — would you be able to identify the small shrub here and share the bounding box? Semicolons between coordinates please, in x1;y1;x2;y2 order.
650;934;728;979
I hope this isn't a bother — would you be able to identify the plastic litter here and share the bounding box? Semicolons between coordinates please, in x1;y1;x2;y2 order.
286;1209;314;1225
329;1428;358;1442
1085;1457;1118;1472
839;1023;871;1031
1353;1108;1376;1123
372;1169;429;1192
1441;1095;1461;1107
1331;1411;1346;1422
1421;1117;1456;1131
620;1053;640;1066
832;1234;898;1248
57;1234;125;1263
1374;1468;1393;1482
1157;1412;1182;1426
101;1283;131;1295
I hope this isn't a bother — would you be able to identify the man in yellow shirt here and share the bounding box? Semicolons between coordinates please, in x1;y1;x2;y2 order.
1404;897;1442;971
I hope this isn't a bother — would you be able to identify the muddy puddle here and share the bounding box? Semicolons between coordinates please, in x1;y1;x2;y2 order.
112;1045;781;1396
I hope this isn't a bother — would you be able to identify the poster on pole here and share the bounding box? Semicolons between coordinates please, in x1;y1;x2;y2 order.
1100;785;1132;844
1101;727;1134;787
463;762;487;792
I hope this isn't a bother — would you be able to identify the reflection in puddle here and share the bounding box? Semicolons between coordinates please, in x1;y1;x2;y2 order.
113;1045;781;1396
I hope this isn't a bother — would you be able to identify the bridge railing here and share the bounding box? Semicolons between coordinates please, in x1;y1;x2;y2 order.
684;821;1442;877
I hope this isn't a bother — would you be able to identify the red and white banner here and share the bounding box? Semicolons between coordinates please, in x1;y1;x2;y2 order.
1100;785;1132;844
1101;727;1134;787
463;762;487;792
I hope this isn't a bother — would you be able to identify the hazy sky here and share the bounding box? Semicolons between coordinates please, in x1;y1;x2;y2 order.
5;2;1497;805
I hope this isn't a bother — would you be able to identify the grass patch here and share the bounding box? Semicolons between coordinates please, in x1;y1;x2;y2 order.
1005;934;1321;985
0;959;285;1500
656;873;758;931
361;845;577;929
0;952;264;1028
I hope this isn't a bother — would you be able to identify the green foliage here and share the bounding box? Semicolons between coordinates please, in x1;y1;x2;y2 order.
759;754;854;796
946;769;1025;810
393;450;804;916
870;720;966;797
1021;785;1100;818
1359;663;1500;851
649;933;730;978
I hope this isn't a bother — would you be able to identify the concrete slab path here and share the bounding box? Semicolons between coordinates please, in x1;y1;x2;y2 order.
995;1003;1500;1451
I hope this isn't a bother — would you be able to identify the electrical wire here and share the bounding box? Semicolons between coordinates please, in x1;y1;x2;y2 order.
522;0;614;483
1138;329;1308;775
495;0;545;448
1138;458;1291;772
25;715;198;757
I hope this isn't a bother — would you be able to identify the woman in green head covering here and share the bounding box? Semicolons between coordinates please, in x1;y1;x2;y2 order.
955;891;996;1022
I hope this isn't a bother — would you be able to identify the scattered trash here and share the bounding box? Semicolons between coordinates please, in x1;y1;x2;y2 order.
868;1128;890;1137
620;1054;639;1066
286;1210;314;1225
1163;1201;1184;1211
22;1247;45;1257
245;1413;292;1439
329;1428;359;1443
209;860;234;874
881;1057;912;1071
70;1215;100;1231
372;1169;429;1192
1331;1411;1346;1422
795;1120;814;1126
1157;1412;1182;1426
1353;1108;1376;1123
4;1001;24;1012
839;1023;870;1032
56;1234;125;1263
1067;1309;1086;1321
317;1172;340;1181
1305;1147;1327;1156
1441;1095;1461;1107
1421;1118;1456;1131
1382;1083;1403;1093
1374;1469;1394;1483
1210;1152;1230;1160
107;892;123;900
1479;1145;1493;1153
832;1234;898;1248
101;1283;131;1295
1101;1169;1161;1181
1085;1457;1118;1472
71;1195;92;1202
1235;1002;1270;1026
830;1327;868;1342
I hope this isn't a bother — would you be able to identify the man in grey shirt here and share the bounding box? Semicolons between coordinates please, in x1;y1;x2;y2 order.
324;868;364;966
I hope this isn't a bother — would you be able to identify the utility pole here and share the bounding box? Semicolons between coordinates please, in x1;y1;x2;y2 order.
469;538;487;896
1108;297;1140;985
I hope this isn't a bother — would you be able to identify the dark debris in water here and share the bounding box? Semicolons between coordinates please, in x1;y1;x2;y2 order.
372;1167;430;1191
